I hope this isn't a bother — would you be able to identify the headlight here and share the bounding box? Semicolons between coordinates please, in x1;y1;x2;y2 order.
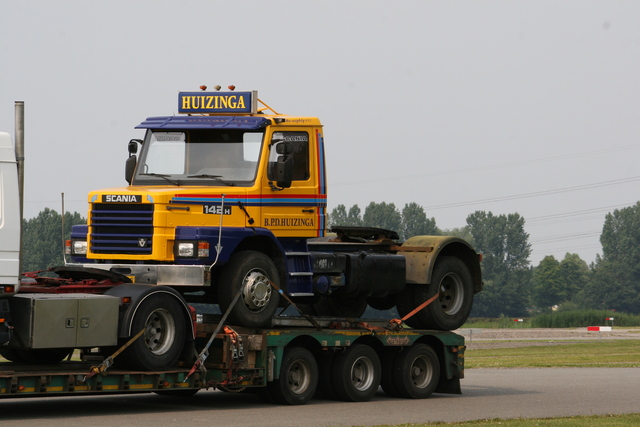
67;240;87;255
175;241;209;258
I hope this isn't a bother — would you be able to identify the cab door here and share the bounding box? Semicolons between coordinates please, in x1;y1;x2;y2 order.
260;128;326;238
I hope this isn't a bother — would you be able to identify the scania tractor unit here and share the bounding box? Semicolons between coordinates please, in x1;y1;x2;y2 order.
0;91;481;404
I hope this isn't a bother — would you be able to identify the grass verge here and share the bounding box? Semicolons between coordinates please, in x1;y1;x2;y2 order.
373;413;640;426
465;339;640;368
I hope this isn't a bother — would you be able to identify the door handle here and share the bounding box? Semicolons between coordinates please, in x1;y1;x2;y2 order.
302;209;315;213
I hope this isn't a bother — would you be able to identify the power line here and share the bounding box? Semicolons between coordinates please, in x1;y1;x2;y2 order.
334;144;640;186
424;176;640;210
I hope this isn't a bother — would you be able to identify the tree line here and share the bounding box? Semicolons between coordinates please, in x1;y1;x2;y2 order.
330;201;640;317
20;201;640;318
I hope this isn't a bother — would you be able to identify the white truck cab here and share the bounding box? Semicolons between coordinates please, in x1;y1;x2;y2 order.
0;132;20;296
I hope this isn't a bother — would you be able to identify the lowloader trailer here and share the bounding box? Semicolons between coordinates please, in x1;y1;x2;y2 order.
0;316;465;405
0;91;474;404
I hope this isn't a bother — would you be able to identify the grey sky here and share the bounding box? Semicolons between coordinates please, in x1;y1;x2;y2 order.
1;1;638;266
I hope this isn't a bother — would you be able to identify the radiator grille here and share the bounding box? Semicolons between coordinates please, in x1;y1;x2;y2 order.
90;203;154;254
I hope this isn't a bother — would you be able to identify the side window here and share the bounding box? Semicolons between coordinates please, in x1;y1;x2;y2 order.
268;131;309;181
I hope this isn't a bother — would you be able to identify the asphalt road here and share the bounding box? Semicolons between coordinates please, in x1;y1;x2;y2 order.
1;367;639;426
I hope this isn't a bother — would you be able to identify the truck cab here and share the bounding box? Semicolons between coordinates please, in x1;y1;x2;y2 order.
67;88;481;330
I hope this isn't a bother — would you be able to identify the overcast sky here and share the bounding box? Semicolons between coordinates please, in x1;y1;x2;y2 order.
1;1;638;266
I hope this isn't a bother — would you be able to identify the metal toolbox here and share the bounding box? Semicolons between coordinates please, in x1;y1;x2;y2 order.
8;293;119;349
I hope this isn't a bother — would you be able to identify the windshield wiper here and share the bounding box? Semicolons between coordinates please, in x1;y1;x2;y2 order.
139;173;182;186
187;174;236;186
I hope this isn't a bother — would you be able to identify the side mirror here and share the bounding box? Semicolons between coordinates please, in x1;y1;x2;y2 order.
125;155;137;184
128;139;141;156
275;156;293;189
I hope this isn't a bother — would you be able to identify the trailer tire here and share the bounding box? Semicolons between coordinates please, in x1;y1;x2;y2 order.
392;344;439;399
0;347;72;364
316;353;338;400
379;348;400;397
218;251;280;328
397;257;473;331
120;293;186;371
331;344;381;402
267;346;318;405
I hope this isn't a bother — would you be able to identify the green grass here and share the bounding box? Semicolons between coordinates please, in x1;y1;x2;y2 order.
465;339;640;368
371;414;640;426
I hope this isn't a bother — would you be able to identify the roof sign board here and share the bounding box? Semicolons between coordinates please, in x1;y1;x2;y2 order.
178;91;257;114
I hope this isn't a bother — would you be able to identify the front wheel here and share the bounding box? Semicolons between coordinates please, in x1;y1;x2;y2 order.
267;346;318;405
218;251;281;328
397;257;474;330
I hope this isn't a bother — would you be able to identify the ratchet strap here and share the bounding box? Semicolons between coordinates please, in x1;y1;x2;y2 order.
387;292;440;330
83;327;146;381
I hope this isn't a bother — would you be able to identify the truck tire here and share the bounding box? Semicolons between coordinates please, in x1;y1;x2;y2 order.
267;346;318;405
218;251;280;328
120;293;187;371
331;344;381;402
0;347;72;364
397;257;473;331
379;347;401;397
316;353;338;400
392;344;439;399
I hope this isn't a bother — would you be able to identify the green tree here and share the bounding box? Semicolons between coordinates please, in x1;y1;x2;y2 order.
362;202;402;232
347;205;363;226
577;202;640;313
21;208;86;272
466;211;532;317
329;204;348;227
558;253;590;302
532;255;562;310
400;202;438;240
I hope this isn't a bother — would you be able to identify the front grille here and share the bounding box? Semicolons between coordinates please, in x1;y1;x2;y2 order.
90;203;154;254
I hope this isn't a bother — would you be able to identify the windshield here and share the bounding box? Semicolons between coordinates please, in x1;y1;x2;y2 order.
133;129;264;186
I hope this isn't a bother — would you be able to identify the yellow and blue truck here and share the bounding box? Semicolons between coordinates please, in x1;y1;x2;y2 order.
0;91;479;404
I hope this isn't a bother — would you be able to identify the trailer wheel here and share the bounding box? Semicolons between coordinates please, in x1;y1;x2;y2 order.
0;347;72;364
392;344;440;399
267;346;318;405
331;344;381;402
316;353;338;400
121;293;187;371
397;257;473;330
218;251;280;328
379;348;400;397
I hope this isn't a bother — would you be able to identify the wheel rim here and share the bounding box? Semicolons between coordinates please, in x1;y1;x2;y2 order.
144;308;176;355
439;272;464;315
410;355;433;389
242;269;273;312
350;356;375;391
287;359;312;395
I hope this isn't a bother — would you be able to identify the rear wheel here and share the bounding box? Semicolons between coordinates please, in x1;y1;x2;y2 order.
331;344;381;402
120;293;187;371
397;257;473;330
392;344;439;399
267;346;318;405
218;251;280;328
